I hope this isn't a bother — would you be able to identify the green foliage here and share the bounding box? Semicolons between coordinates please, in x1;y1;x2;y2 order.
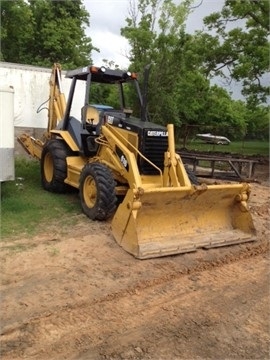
0;0;94;68
203;0;270;106
120;0;269;142
122;0;195;126
90;83;114;106
2;0;266;143
0;0;35;63
1;158;80;239
245;105;269;140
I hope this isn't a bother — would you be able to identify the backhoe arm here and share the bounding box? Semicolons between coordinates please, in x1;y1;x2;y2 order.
17;63;66;159
47;63;66;136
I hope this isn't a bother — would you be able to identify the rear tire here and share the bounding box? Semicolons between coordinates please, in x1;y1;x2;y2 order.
41;139;73;193
79;163;117;220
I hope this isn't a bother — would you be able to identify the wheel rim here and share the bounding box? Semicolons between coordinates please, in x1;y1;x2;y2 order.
44;152;54;182
83;175;97;208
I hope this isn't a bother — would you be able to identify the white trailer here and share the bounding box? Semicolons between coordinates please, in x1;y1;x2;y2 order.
0;62;85;129
0;85;15;181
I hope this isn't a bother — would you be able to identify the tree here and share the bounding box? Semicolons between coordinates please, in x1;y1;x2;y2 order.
121;0;268;142
203;0;270;106
0;0;94;68
245;105;269;140
121;0;194;124
0;0;35;63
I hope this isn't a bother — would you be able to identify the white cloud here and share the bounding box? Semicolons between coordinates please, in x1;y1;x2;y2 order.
84;0;131;68
90;31;130;68
83;0;224;68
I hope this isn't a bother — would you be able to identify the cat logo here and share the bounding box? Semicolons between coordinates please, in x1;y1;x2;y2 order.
147;130;168;137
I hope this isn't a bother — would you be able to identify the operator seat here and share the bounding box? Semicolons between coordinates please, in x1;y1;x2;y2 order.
80;105;103;156
81;105;100;125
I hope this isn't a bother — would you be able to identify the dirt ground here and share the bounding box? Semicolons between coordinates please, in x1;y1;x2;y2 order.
0;166;269;360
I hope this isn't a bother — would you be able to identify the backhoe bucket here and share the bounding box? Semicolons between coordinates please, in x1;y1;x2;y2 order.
111;183;256;259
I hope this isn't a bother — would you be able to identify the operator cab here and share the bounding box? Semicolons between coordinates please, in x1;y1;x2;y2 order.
61;65;141;156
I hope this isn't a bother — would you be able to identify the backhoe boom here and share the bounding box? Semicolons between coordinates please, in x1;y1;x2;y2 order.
18;63;66;159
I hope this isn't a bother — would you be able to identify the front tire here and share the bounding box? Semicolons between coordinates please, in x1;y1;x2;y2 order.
41;139;73;193
79;163;117;220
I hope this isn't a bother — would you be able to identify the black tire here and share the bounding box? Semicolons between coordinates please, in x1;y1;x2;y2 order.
79;163;117;220
41;139;73;193
185;166;199;185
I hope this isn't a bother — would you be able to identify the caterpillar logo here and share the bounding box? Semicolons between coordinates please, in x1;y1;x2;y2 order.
147;130;168;137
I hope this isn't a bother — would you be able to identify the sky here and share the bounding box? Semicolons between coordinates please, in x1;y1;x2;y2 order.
83;0;224;68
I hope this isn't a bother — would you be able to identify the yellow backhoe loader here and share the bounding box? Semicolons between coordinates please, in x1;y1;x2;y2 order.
18;63;256;259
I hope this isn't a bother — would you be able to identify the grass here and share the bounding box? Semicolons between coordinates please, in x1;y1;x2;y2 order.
181;140;269;156
1;158;81;240
1;140;268;240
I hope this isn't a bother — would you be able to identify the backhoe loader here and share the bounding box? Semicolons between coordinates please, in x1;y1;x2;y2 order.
18;63;256;259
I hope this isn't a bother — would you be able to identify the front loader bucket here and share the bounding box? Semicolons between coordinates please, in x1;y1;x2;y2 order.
111;183;256;259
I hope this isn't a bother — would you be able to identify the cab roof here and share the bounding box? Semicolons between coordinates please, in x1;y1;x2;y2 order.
65;65;137;84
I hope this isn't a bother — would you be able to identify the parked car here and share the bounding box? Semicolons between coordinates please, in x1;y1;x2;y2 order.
196;133;231;145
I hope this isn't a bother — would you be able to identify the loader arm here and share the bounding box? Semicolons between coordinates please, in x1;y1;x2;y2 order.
98;123;164;190
99;123;191;191
18;63;66;159
163;124;192;187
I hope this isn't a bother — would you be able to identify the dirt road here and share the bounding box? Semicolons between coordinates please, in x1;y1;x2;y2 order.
0;181;269;360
